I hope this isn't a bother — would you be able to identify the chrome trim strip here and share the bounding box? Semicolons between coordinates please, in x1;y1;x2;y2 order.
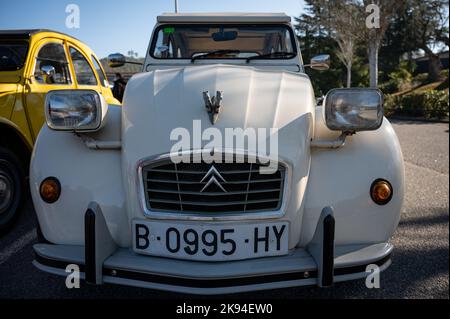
136;149;292;221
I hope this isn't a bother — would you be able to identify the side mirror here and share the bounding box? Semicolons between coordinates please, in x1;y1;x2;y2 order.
40;65;56;84
308;54;330;71
41;65;56;76
108;53;126;68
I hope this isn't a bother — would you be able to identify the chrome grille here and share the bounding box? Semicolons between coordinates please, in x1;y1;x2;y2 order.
142;159;286;214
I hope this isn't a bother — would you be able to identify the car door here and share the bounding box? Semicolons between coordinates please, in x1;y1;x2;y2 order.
90;53;120;105
67;42;120;106
24;39;74;140
66;44;102;96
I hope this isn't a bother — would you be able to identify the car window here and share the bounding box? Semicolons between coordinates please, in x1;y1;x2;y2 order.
0;41;29;71
91;55;108;87
69;46;97;85
151;24;297;59
33;42;71;85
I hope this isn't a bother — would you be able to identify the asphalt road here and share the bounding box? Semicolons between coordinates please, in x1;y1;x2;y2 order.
0;120;448;299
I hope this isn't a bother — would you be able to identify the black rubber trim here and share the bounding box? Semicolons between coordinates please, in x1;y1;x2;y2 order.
322;214;335;287
34;252;392;289
101;267;318;288
34;252;316;287
334;254;392;276
84;209;96;284
35;253;86;272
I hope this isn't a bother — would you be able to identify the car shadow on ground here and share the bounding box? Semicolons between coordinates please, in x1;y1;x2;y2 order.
389;118;450;126
1;202;447;299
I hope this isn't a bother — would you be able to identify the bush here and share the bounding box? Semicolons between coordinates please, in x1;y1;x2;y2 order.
384;94;401;116
380;63;413;94
436;77;449;91
413;73;429;85
380;80;401;94
384;89;449;119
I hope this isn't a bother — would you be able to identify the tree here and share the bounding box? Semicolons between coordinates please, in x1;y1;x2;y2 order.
296;0;362;87
127;50;139;58
294;1;346;94
334;6;360;87
316;0;362;87
297;0;400;88
408;0;449;81
379;1;420;78
362;0;402;87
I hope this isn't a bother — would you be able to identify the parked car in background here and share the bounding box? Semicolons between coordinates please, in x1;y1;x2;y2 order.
0;29;119;233
31;13;404;294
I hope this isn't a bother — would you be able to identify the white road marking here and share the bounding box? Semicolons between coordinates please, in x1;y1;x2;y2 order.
0;229;37;266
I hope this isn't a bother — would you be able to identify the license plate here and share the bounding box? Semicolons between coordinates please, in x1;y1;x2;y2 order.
132;220;289;261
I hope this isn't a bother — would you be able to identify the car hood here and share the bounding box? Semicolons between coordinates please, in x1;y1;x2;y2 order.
122;64;315;155
121;64;315;227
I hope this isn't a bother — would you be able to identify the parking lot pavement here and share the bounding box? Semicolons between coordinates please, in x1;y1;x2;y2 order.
0;120;448;299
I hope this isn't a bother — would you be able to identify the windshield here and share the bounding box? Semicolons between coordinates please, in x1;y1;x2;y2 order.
0;41;29;71
150;24;297;60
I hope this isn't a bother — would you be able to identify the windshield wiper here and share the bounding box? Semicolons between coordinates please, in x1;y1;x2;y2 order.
246;51;296;63
191;50;240;62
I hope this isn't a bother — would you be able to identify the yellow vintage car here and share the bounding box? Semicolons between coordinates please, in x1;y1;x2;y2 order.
0;29;119;233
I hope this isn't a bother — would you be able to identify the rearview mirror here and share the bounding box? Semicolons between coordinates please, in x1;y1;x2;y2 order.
309;54;330;71
108;53;126;68
212;30;238;42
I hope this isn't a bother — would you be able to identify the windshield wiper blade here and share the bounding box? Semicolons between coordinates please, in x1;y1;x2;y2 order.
191;50;240;62
246;51;296;63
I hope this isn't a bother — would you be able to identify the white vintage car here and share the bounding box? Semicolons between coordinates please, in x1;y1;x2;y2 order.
30;13;404;294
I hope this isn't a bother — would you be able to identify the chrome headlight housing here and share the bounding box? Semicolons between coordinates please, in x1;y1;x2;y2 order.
45;90;108;131
324;88;383;131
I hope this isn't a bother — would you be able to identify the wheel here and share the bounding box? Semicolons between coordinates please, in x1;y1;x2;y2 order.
0;147;25;234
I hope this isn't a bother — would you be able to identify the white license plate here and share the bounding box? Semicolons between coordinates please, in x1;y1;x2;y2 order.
132;220;289;261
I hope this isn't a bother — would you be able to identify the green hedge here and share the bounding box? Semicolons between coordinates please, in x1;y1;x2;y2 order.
379;62;414;94
385;89;449;119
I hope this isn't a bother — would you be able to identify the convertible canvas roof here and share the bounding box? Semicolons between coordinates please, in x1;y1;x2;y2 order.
157;12;291;23
0;29;77;40
0;29;44;39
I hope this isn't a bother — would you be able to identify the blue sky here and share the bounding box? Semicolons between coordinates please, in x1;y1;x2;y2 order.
0;0;305;58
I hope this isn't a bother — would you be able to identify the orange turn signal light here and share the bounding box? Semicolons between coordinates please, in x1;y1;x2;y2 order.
40;177;61;204
370;179;393;205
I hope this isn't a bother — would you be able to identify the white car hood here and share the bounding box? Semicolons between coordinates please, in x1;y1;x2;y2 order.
122;64;314;152
121;64;315;226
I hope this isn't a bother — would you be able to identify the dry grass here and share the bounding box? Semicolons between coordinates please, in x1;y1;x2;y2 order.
393;79;448;97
